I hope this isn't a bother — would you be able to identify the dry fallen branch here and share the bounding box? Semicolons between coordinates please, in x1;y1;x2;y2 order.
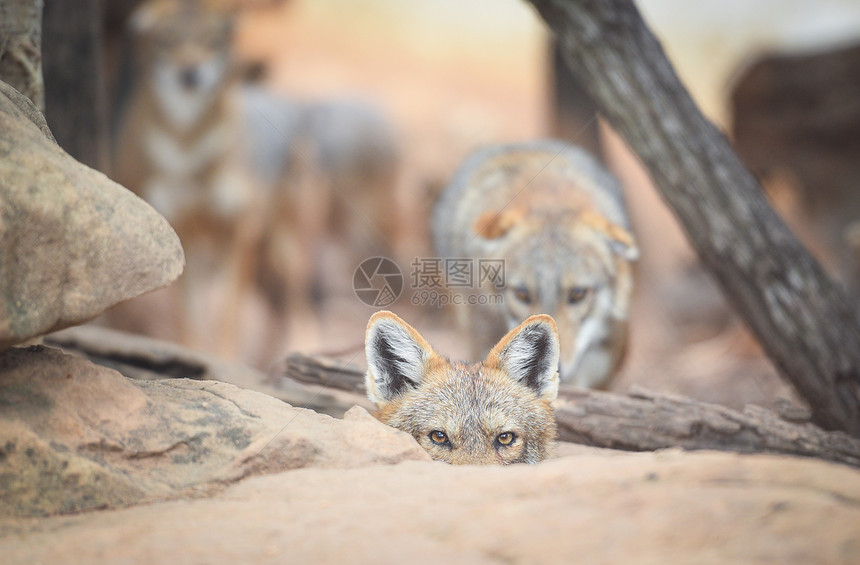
556;387;860;468
282;353;366;395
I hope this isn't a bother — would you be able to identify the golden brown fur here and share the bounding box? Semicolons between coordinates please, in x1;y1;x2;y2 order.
365;311;559;465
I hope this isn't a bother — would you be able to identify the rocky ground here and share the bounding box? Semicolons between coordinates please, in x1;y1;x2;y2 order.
2;344;859;564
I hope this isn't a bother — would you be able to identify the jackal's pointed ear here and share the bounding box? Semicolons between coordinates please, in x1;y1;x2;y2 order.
486;315;560;401
129;0;167;35
579;210;639;261
606;223;639;261
473;208;525;240
365;311;437;404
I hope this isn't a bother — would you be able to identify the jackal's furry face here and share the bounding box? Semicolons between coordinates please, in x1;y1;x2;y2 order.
131;0;236;130
365;311;559;465
494;216;636;387
436;141;639;388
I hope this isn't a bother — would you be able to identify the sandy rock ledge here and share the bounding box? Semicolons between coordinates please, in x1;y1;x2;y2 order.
1;346;859;564
0;345;428;518
2;448;859;564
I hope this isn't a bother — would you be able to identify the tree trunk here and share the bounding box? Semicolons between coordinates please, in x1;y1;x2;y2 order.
0;0;44;110
42;0;108;171
525;0;860;435
731;42;860;290
549;39;602;160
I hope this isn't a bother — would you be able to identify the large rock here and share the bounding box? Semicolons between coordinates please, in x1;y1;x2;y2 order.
0;346;429;517
0;81;184;349
1;448;858;564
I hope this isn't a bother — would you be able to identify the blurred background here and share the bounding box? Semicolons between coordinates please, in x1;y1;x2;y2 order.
45;0;860;412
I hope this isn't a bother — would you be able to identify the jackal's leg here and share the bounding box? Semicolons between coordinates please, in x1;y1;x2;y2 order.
257;221;322;357
259;159;331;358
214;209;264;358
334;164;401;264
177;239;210;351
285;164;330;352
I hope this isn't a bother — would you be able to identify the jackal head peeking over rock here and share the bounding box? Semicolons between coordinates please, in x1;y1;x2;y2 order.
365;311;559;464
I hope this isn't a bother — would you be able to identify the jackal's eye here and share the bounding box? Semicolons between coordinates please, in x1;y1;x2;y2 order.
429;430;449;445
512;286;532;304
496;432;516;446
567;286;590;304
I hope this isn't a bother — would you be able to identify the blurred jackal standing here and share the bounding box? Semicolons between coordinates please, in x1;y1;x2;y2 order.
111;0;259;355
432;140;638;389
111;0;400;358
243;87;401;353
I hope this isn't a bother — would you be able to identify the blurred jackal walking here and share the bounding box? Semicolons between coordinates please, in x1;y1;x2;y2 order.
365;311;559;464
111;0;259;354
432;140;639;389
244;87;400;352
110;0;399;358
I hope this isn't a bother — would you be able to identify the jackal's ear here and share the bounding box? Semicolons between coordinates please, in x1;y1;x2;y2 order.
579;210;639;261
473;208;525;240
129;1;167;35
606;223;639;261
486;315;560;401
365;311;438;404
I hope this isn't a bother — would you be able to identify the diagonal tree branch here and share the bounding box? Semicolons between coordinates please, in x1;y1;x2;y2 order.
525;0;860;435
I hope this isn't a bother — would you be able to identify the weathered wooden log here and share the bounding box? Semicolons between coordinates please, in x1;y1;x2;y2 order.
283;352;366;395
556;386;860;468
